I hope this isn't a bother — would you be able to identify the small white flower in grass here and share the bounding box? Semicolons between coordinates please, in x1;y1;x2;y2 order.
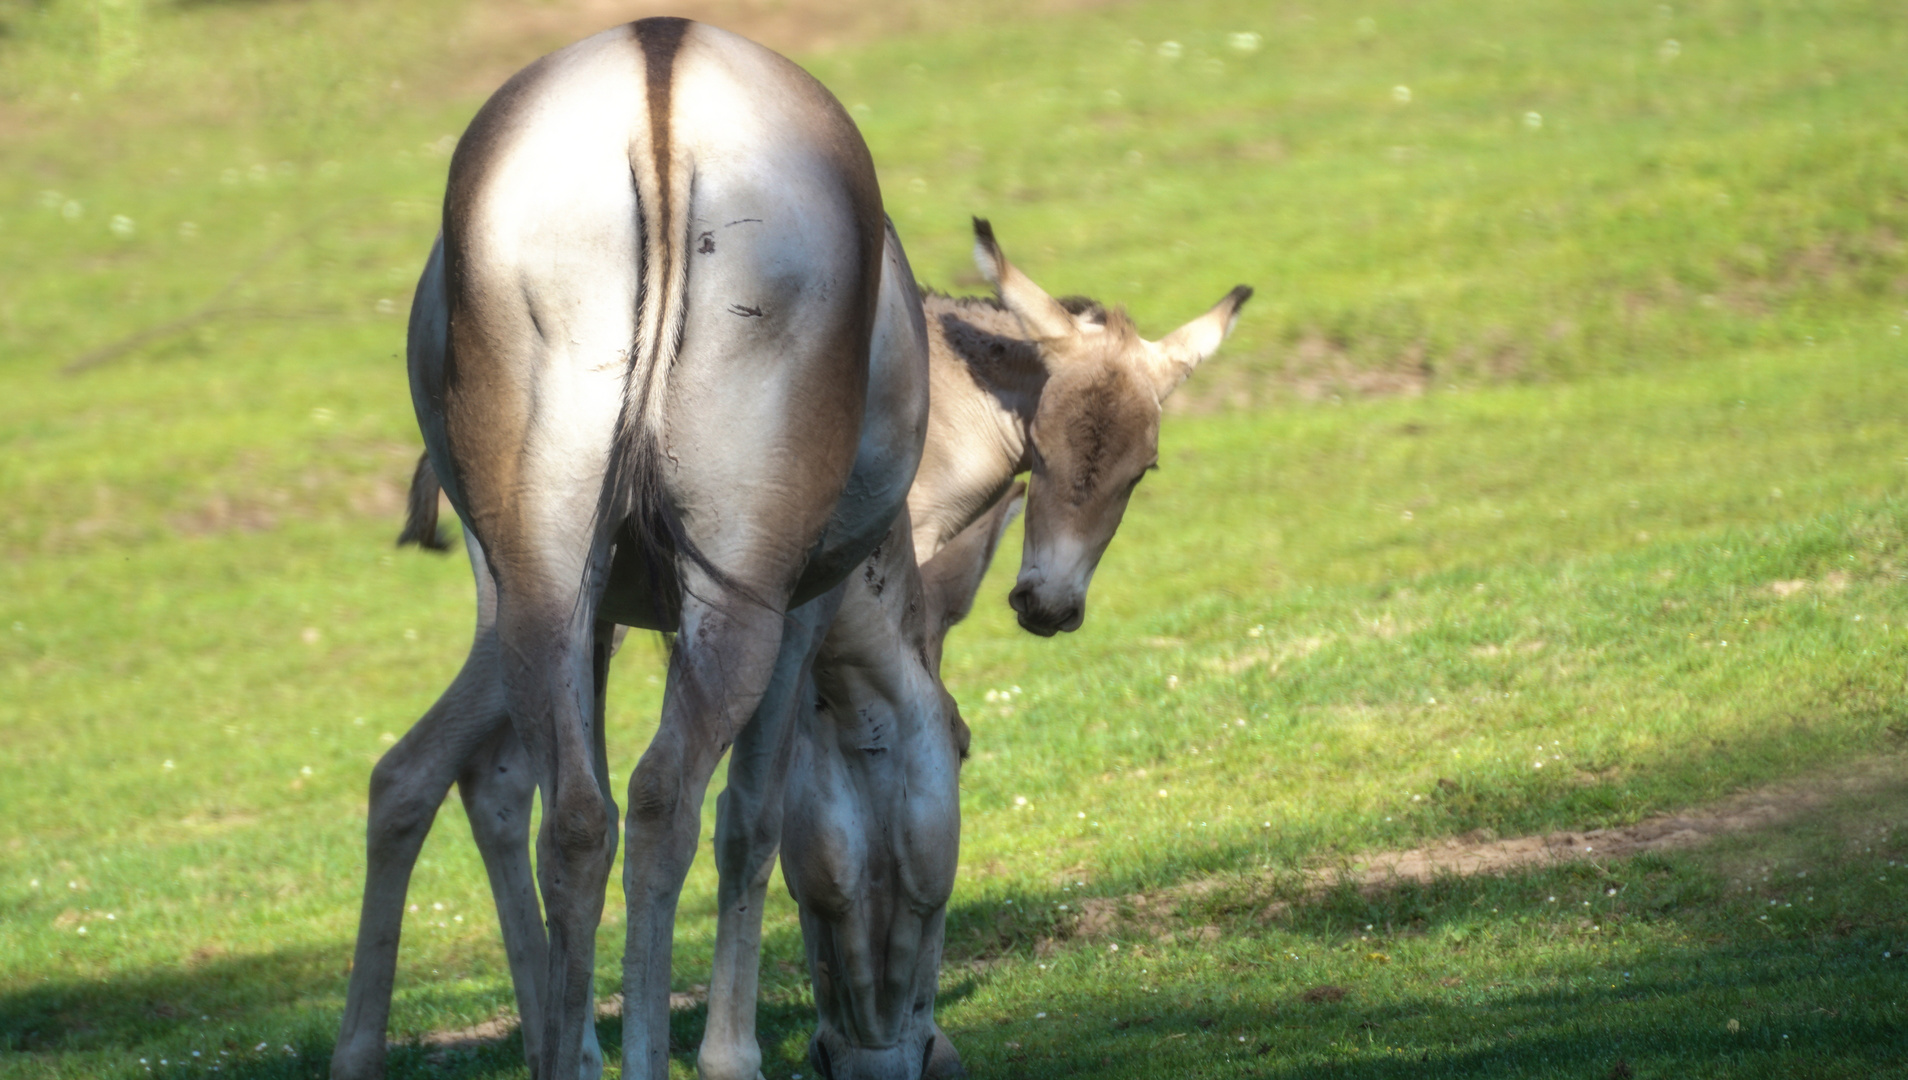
1035;1011;1048;1019
375;298;397;315
1523;111;1543;130
110;215;135;238
1412;794;1422;802
300;766;312;776
1548;896;1557;903
1534;761;1543;769
77;926;86;934
1392;85;1411;103
1166;675;1179;689
1248;625;1263;637
163;760;175;771
1156;41;1182;59
1228;32;1262;54
380;732;397;744
255;1043;268;1051
192;1051;200;1057
1109;943;1119;951
1077;812;1086;818
1158;789;1169;798
1014;796;1028;807
433;902;444;911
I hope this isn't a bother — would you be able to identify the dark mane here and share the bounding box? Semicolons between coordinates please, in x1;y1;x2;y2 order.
918;285;1111;325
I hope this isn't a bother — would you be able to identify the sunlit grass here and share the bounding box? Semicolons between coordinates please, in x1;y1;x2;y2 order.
3;0;1908;1077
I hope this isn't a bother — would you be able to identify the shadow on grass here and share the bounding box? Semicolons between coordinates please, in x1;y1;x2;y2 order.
6;743;1902;1077
923;757;1908;1078
951;940;1908;1079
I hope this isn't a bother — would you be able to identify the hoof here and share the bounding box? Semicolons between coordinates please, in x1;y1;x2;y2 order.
328;1034;386;1080
924;1025;966;1080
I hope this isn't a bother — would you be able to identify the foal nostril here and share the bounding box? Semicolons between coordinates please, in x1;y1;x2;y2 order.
1007;582;1033;614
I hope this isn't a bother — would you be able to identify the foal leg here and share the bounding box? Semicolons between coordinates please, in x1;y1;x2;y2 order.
331;629;510;1080
697;590;844;1080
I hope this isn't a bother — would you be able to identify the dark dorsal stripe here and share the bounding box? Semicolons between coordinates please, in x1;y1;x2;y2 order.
632;16;688;323
633;15;686;239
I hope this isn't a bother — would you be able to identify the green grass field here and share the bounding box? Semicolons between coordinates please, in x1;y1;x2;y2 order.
4;0;1908;1076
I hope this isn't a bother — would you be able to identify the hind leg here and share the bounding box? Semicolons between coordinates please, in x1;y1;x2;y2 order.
696;590;843;1080
458;627;613;1080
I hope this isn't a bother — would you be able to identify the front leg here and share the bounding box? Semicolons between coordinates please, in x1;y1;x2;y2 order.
698;592;843;1080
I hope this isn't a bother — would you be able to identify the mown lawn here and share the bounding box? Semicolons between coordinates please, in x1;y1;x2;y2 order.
3;0;1907;1077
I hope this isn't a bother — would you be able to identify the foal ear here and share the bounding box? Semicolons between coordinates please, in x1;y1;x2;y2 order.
971;218;1078;347
1147;284;1254;400
922;481;1027;637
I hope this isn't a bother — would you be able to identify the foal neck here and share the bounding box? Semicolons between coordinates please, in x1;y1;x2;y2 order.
909;293;1045;559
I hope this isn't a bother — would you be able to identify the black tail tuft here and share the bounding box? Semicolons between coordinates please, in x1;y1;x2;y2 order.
397;452;452;552
600;419;770;624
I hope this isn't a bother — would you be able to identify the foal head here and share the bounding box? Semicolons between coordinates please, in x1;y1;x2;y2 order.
782;487;1023;1080
970;219;1251;636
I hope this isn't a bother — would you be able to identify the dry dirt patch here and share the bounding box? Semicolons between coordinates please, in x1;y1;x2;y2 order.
410;986;705;1056
1070;754;1908;938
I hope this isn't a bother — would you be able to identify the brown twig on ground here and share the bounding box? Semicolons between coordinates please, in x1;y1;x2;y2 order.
62;209;361;376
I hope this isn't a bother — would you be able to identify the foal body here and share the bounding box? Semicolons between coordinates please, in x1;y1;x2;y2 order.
336;209;1248;1077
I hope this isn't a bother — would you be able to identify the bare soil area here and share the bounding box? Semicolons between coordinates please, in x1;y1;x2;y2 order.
1070;753;1908;938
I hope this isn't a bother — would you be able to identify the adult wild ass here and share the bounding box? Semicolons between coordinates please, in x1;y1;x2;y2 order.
329;18;935;1080
337;211;1249;1078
